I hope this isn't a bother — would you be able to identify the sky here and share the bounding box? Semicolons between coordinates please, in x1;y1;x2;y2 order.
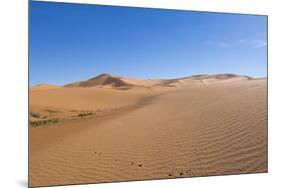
29;1;267;86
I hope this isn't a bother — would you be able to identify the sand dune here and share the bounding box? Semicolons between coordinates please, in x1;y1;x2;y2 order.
31;83;62;91
29;74;267;187
62;73;253;89
64;74;133;88
30;86;152;110
64;73;166;89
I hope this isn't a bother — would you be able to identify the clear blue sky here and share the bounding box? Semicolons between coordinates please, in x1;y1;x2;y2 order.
29;1;267;86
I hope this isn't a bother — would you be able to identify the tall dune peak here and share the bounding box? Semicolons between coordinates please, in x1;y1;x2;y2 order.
64;73;132;88
88;73;122;80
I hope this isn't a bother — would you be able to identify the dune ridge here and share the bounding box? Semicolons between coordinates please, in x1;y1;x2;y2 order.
60;73;254;89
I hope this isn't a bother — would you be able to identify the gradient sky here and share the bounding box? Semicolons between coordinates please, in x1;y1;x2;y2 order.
29;1;267;86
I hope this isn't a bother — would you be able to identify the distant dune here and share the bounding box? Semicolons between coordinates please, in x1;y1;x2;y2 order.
61;73;254;89
31;83;62;90
29;73;267;187
64;74;133;88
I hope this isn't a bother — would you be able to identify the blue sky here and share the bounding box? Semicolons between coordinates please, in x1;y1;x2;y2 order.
29;1;267;86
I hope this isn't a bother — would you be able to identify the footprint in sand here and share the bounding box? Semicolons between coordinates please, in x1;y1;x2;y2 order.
168;168;187;177
128;161;142;167
93;151;102;156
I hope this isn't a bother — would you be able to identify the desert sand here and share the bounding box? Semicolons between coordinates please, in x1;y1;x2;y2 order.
29;74;267;187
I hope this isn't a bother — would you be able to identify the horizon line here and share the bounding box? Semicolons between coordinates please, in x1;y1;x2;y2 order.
30;72;267;87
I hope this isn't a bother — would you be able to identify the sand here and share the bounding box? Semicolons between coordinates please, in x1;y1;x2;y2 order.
29;74;267;187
